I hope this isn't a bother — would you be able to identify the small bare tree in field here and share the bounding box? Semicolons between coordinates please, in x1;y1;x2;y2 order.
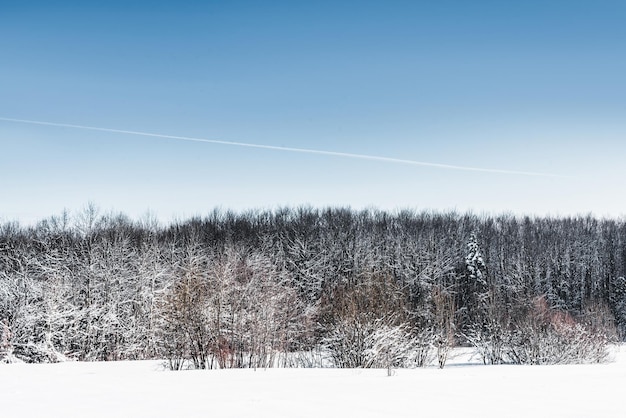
0;319;14;363
432;285;455;368
157;247;217;370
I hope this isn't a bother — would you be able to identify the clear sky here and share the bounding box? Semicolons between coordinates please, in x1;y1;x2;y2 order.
1;1;625;224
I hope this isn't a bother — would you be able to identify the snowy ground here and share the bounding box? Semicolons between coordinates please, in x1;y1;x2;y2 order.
2;348;625;418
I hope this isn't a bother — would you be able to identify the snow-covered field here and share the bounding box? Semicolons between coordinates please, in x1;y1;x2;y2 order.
2;348;625;418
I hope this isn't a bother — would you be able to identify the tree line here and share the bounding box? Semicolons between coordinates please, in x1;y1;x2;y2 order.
1;206;623;367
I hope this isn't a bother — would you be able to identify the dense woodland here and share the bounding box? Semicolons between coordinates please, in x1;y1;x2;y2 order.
1;206;624;368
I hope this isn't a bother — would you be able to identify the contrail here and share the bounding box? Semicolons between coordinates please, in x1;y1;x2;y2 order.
0;116;565;177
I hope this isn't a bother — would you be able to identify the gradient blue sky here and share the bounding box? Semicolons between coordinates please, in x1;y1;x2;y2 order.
1;1;625;224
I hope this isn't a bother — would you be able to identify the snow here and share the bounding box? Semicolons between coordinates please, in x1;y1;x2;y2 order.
2;347;625;417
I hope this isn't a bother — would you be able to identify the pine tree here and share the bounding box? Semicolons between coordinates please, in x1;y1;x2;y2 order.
457;232;488;328
465;232;487;286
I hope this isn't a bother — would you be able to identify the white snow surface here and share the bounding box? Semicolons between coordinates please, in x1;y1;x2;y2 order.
2;347;625;417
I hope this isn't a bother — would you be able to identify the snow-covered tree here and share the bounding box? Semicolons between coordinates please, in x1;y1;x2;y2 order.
456;232;489;333
465;232;486;285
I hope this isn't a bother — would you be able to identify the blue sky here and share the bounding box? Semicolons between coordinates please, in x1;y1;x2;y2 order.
1;1;625;224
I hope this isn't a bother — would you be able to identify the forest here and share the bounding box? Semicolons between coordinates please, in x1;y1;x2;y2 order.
1;206;624;368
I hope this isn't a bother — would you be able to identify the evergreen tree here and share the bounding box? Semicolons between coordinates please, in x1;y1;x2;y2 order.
457;232;489;330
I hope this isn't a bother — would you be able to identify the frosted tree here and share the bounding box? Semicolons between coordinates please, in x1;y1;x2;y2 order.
0;319;14;363
459;233;506;363
457;232;489;329
465;232;486;285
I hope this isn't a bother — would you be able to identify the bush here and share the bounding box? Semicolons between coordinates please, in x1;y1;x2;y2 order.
506;297;613;365
466;318;510;365
323;315;435;370
469;296;614;365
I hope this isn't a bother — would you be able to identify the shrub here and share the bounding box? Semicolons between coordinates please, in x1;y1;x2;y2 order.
323;315;432;370
506;297;613;365
469;296;614;365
